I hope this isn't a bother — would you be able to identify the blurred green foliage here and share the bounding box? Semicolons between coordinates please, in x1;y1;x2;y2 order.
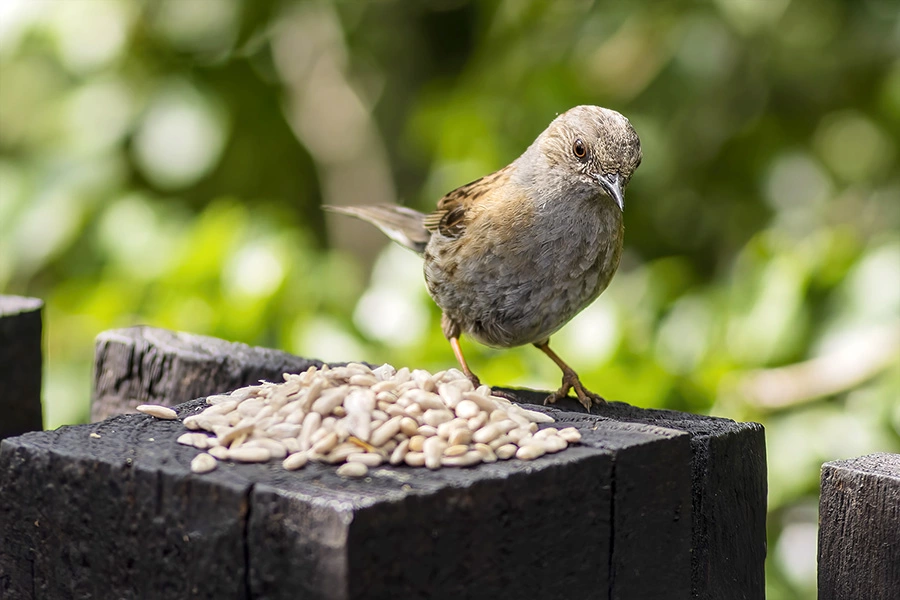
1;0;898;597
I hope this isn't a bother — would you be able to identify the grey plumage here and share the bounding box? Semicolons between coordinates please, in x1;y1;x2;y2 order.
326;105;642;411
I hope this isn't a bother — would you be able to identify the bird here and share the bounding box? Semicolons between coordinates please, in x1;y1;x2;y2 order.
326;105;642;411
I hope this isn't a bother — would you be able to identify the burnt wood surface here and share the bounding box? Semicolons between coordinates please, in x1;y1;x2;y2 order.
0;325;766;599
0;296;43;439
2;399;692;600
818;453;900;600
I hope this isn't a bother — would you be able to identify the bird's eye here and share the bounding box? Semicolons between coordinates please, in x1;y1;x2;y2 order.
572;139;587;159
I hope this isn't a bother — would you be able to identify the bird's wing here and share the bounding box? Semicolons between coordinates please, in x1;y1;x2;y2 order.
423;165;514;239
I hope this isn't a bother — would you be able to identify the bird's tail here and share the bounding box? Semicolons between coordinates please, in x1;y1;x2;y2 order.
324;205;431;255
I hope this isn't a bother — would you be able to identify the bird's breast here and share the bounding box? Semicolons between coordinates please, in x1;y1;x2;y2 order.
424;196;623;347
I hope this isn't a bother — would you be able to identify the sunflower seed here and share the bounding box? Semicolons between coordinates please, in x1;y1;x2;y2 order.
137;404;177;420
191;453;217;474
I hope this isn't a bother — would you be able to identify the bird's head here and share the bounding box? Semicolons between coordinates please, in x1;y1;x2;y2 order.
531;105;642;211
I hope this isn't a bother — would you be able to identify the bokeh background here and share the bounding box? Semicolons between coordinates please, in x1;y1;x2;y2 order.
1;0;898;596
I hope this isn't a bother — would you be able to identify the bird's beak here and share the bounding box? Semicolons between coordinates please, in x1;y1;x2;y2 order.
595;172;624;211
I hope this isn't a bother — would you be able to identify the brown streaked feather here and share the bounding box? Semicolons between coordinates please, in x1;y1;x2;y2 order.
423;165;514;239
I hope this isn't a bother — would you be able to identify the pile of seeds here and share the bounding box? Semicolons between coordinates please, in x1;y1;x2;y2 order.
165;363;581;476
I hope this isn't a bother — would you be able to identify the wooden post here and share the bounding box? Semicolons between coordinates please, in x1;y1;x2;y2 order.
92;326;321;421
0;296;43;439
818;453;900;600
1;327;767;599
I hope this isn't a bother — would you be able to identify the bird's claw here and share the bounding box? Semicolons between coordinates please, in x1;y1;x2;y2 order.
543;369;605;412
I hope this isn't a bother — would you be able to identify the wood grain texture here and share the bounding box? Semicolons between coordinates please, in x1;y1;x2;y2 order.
512;390;768;600
818;453;900;600
91;326;321;421
0;295;43;439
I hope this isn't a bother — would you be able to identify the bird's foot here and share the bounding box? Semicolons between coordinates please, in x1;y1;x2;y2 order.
543;368;606;412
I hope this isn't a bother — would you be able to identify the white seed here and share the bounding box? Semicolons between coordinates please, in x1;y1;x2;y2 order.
494;419;518;434
405;389;444;410
508;427;532;443
312;431;339;455
472;423;501;444
399;417;419;437
437;419;459;440
409;435;426;452
267;423;302;439
495;444;517;460
489;409;508;423
385;403;406;418
191;453;217;474
516;444;546;461
247;438;288;459
324;442;359;464
311;387;347;415
347;452;383;467
423;409;454;427
442;368;468;382
437;383;462;408
182;363;574;472
218;424;254;447
559;427;583;443
441;450;483;467
208;445;229;460
370;416;403;447
345;410;372;443
463;392;498;414
137;404;177;420
336;462;368;478
283;452;308;470
299;412;322;450
542;436;568;453
454;400;480;419
443;444;469;457
535;427;561;439
228;446;271;463
488;435;513;450
390;439;410;465
282;437;301;454
474;443;497;463
206;393;233;405
237;399;264;418
423;436;448;470
371;380;398;394
515;406;555;424
404;451;426;467
448;428;472;446
349;374;378;387
467;412;488;431
412;369;435;391
204;400;238;416
417;425;439;438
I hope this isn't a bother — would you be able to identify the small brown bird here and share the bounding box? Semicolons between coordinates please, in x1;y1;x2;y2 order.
328;105;642;411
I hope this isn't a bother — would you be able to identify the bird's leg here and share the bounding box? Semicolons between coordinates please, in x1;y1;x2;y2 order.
449;335;481;388
443;313;481;388
534;340;605;412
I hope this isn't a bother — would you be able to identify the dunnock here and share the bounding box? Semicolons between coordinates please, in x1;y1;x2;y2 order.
327;105;642;411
